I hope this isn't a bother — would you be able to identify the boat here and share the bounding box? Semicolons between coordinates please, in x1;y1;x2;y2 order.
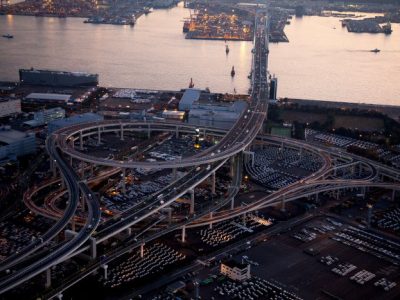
382;22;392;34
225;45;229;54
183;21;190;33
130;15;136;26
231;66;235;77
2;34;13;39
370;48;380;53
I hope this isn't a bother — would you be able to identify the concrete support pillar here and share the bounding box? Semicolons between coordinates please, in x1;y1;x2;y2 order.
147;124;151;139
336;189;340;200
230;156;235;178
90;164;94;176
61;179;65;189
315;192;319;203
122;168;126;195
51;160;57;178
101;264;108;280
367;204;373;228
362;187;366;199
392;189;396;201
79;130;84;151
189;189;195;214
80;161;84;178
126;227;132;236
172;168;177;180
358;164;362;177
90;237;97;259
281;195;286;212
211;171;216;194
209;212;213;229
71;219;76;232
140;243;145;258
120;124;124;141
81;196;85;212
69;155;73;166
167;207;172;224
97;126;101;145
181;226;186;243
203;128;206;139
175;126;179;138
242;213;246;225
45;268;51;289
231;196;235;210
194;280;200;300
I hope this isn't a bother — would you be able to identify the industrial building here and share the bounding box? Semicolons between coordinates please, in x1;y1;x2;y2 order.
19;69;99;87
0;126;36;161
24;93;72;107
162;110;185;120
188;100;247;129
48;112;103;133
178;88;202;110
23;107;66;128
0;99;21;118
220;260;251;282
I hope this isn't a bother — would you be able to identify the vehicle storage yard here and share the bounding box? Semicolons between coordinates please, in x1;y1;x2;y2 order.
219;217;400;300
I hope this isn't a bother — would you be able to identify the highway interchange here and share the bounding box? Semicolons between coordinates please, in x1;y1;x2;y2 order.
0;10;400;298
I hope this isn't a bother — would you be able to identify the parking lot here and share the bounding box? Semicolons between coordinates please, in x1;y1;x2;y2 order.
223;216;400;300
246;146;323;190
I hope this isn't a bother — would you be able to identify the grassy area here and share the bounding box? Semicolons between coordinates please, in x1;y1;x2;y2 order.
334;115;384;131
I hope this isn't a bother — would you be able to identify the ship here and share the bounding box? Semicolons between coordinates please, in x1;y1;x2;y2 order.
382;22;392;34
130;15;136;26
370;48;380;53
225;45;229;54
2;34;13;39
19;68;99;87
189;78;194;88
231;66;235;77
183;20;190;33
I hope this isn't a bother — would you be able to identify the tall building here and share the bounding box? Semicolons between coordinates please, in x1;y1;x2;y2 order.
269;76;278;101
0;99;21;118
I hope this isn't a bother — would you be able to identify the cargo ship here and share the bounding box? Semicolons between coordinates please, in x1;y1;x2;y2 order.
19;68;99;87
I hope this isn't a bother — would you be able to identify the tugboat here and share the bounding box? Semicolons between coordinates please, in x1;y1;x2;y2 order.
129;15;136;26
189;78;194;88
2;34;13;39
225;45;229;54
370;48;380;53
231;66;235;77
382;22;392;34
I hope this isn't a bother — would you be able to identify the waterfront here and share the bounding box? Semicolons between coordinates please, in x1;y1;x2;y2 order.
0;2;400;105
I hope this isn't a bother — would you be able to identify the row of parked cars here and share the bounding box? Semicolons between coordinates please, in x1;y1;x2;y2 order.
246;146;322;190
197;216;265;248
102;242;186;289
213;277;303;300
332;226;400;265
375;207;400;234
0;216;53;262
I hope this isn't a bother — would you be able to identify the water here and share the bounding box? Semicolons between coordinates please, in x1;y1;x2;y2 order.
1;3;399;105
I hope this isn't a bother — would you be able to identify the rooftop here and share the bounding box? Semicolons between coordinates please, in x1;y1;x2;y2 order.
26;93;71;102
222;259;249;270
49;112;103;128
0;127;33;145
